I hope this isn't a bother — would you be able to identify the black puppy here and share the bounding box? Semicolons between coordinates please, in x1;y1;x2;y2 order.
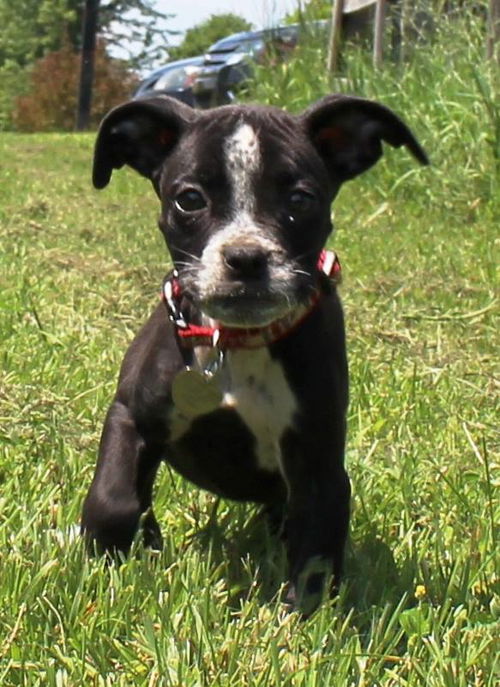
81;94;427;614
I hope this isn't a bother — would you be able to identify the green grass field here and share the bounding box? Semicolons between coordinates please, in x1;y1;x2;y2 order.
0;11;498;687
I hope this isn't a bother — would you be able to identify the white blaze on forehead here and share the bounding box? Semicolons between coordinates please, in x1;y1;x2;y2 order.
197;119;293;309
224;122;261;217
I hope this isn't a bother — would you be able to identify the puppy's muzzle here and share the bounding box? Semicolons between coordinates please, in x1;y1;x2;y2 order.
222;244;269;282
199;240;297;328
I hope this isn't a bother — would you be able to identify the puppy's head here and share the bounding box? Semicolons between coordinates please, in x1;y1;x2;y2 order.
93;95;427;327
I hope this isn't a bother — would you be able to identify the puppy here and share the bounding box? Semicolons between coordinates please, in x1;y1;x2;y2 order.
81;94;427;614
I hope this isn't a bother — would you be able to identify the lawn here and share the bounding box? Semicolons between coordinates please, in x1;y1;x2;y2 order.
0;11;498;687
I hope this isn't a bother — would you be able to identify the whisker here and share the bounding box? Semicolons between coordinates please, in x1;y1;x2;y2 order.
170;246;202;263
172;260;197;270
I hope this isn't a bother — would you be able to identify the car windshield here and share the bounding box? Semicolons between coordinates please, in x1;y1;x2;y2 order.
208;32;263;53
208;27;300;57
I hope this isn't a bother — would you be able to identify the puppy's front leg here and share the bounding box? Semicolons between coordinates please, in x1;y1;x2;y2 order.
81;400;163;555
282;429;350;616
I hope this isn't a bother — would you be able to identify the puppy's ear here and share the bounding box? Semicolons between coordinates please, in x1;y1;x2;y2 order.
92;96;195;190
302;94;428;182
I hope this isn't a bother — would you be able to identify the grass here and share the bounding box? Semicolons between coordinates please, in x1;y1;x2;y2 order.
0;9;499;686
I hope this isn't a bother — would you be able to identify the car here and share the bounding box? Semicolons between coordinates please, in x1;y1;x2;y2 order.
192;26;299;108
132;56;204;106
192;23;327;108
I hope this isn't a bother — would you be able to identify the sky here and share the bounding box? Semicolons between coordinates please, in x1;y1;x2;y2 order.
155;0;299;41
108;1;301;68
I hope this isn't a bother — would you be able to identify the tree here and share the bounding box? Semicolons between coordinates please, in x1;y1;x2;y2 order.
0;0;75;67
76;0;100;131
168;13;253;61
97;0;176;68
0;0;175;71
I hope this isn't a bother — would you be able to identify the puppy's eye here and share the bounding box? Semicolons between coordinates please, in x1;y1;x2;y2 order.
175;189;206;212
289;190;315;212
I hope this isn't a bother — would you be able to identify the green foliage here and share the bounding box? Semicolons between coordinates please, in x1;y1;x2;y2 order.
246;3;498;200
0;6;498;685
168;13;253;60
0;0;175;69
0;61;30;131
0;0;76;66
285;0;332;24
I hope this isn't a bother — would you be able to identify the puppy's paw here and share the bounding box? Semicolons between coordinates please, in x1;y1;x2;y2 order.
141;509;163;551
286;556;333;617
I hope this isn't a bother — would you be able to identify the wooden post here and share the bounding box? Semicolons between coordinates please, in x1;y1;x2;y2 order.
373;0;386;68
76;0;100;131
390;0;403;63
398;0;408;64
327;0;345;74
487;0;500;62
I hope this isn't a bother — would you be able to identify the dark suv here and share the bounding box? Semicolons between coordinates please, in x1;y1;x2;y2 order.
192;25;302;108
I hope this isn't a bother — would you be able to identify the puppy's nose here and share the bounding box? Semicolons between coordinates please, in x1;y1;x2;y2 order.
223;245;269;280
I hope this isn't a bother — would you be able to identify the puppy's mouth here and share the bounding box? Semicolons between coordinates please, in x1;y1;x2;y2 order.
179;236;315;328
200;287;295;328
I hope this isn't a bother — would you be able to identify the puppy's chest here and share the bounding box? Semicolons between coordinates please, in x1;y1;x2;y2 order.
170;347;297;471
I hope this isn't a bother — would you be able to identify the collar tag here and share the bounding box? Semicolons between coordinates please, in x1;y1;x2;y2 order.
171;367;223;416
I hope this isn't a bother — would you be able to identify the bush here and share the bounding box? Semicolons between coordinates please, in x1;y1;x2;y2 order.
0;59;30;131
13;39;138;132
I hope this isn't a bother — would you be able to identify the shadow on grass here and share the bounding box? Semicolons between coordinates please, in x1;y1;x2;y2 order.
344;534;409;609
187;504;418;619
187;502;289;608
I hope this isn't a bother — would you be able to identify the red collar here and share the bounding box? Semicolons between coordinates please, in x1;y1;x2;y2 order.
163;249;341;350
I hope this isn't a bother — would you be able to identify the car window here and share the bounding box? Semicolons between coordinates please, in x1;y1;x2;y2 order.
237;38;265;56
155;67;191;90
276;27;298;42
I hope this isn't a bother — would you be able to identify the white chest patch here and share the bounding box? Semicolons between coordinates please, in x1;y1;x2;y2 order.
222;348;297;472
169;347;297;474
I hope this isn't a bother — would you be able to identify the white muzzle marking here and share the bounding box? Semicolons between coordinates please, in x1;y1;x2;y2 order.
197;122;293;317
